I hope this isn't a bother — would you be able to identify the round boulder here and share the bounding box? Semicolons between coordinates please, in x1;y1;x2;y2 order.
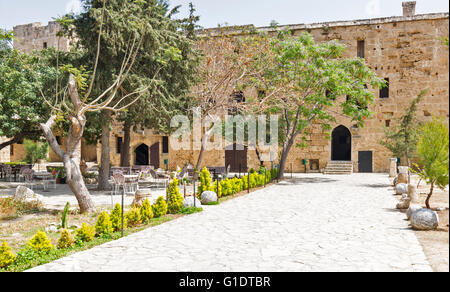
407;204;423;221
183;196;202;208
132;189;152;207
201;191;218;205
411;209;439;231
395;183;408;195
14;186;44;203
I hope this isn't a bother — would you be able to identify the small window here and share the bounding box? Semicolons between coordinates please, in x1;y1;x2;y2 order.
116;137;123;154
385;120;391;127
380;78;389;99
43;42;48;49
56;136;62;145
10;145;14;156
357;40;365;58
162;136;169;154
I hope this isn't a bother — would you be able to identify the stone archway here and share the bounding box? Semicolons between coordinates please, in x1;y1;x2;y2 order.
135;144;149;165
331;126;352;161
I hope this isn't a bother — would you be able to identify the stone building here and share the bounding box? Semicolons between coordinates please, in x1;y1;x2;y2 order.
5;1;449;173
12;21;71;53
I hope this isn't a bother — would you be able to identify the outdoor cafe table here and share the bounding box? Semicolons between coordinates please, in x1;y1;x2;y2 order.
34;172;53;191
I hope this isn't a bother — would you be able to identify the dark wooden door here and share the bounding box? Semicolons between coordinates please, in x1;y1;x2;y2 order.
150;142;160;169
225;144;247;173
358;151;373;173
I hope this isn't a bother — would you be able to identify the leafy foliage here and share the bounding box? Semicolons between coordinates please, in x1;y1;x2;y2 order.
380;90;426;165
245;32;384;176
412;118;449;209
57;229;75;249
0;241;16;268
152;196;168;218
140;198;154;224
126;207;142;227
27;231;54;253
197;167;213;195
167;178;184;214
75;223;96;242
110;203;127;232
24;140;49;165
61;202;70;229
95;211;113;236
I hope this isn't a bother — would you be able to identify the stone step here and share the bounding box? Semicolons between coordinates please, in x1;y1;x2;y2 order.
324;161;353;175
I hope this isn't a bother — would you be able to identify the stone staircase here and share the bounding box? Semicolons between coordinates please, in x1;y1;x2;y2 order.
323;161;353;175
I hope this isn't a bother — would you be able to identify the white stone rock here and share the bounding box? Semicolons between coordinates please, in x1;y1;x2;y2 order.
45;225;58;233
14;186;44;203
411;209;439;230
183;196;202;208
396;183;408;195
201;191;218;204
407;205;423;220
398;166;409;175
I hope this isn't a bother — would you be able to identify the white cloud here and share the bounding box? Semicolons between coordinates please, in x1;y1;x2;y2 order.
365;0;381;16
66;0;82;14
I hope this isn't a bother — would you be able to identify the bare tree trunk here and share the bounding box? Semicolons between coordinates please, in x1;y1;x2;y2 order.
425;182;434;209
41;113;96;214
120;122;131;167
194;126;213;179
278;140;294;179
97;110;111;191
64;142;95;213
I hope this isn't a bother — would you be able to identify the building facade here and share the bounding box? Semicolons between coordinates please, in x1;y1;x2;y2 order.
7;2;449;173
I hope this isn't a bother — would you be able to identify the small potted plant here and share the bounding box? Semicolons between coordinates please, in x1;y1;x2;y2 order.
58;168;67;184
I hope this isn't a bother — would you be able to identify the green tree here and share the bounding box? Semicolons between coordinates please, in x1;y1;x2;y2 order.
0;31;54;151
36;0;178;213
247;32;385;178
24;140;49;165
413;118;449;209
380;90;426;182
69;0;199;187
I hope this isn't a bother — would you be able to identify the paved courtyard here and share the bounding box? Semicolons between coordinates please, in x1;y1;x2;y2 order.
28;173;432;272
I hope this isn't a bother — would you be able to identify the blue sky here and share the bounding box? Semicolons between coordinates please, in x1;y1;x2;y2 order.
0;0;448;30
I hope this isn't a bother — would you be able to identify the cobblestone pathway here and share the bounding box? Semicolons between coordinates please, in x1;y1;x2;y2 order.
28;173;432;272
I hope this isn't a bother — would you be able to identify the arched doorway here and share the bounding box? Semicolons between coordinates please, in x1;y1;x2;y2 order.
135;144;149;165
331;126;352;161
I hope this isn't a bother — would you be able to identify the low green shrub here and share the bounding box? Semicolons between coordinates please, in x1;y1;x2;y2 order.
167;178;184;214
110;203;127;232
95;211;113;236
126;207;142;227
140;199;153;224
0;241;16;268
27;231;54;253
75;223;96;243
197;167;213;195
61;202;70;229
152;196;168;218
57;229;75;249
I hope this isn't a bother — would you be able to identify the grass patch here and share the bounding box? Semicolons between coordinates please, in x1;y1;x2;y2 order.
0;211;197;272
0;197;43;220
204;201;219;206
179;207;203;214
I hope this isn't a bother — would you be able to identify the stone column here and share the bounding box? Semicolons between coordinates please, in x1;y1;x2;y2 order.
389;158;397;177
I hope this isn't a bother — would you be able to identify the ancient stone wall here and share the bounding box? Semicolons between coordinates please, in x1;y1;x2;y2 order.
11;11;449;173
13;22;71;54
